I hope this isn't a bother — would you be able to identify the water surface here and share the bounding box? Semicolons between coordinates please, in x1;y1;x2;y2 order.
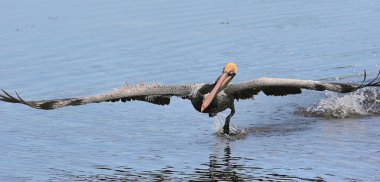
0;0;379;181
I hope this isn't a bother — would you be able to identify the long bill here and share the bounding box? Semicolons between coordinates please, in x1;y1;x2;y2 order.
201;72;232;112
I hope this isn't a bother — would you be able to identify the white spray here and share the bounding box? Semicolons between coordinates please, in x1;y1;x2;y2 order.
303;88;380;118
213;113;246;137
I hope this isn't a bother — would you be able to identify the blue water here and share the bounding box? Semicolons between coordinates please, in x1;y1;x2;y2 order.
0;0;379;181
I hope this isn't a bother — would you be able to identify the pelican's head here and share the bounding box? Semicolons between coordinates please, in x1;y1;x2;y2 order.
201;62;237;112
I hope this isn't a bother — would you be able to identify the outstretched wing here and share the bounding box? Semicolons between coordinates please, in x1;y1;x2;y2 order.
225;71;380;100
0;83;201;110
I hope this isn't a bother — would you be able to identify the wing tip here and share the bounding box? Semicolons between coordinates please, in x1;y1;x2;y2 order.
354;69;380;91
0;89;19;103
0;89;35;108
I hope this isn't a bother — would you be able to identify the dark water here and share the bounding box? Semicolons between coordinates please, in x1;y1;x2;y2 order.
1;0;379;181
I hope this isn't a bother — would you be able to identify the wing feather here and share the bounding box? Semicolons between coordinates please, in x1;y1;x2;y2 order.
225;71;380;100
0;83;199;110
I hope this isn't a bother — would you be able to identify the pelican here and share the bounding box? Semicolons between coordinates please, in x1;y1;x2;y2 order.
1;63;379;134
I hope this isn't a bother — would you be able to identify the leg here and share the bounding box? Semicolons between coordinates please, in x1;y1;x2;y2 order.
209;113;217;117
223;105;235;134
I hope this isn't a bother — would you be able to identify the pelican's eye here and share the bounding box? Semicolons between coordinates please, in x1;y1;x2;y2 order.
228;72;236;76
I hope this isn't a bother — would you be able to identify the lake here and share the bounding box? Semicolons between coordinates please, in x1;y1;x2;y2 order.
0;0;379;181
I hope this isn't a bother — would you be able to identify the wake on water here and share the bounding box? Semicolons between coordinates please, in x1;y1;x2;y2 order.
213;114;247;139
298;88;380;119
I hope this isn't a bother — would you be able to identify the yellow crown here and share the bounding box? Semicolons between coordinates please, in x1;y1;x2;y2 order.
224;62;237;73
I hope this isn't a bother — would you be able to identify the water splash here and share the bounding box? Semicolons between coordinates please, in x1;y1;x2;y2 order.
298;88;380;118
213;114;247;139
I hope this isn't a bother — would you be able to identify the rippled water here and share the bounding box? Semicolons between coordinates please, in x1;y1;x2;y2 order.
0;0;379;181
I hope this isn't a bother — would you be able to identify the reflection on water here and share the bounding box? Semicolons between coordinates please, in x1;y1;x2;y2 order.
48;121;324;181
48;141;325;181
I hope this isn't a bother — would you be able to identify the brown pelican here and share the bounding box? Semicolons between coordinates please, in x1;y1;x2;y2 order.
1;63;379;134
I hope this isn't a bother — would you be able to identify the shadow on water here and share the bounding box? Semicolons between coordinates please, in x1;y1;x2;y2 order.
48;141;324;181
